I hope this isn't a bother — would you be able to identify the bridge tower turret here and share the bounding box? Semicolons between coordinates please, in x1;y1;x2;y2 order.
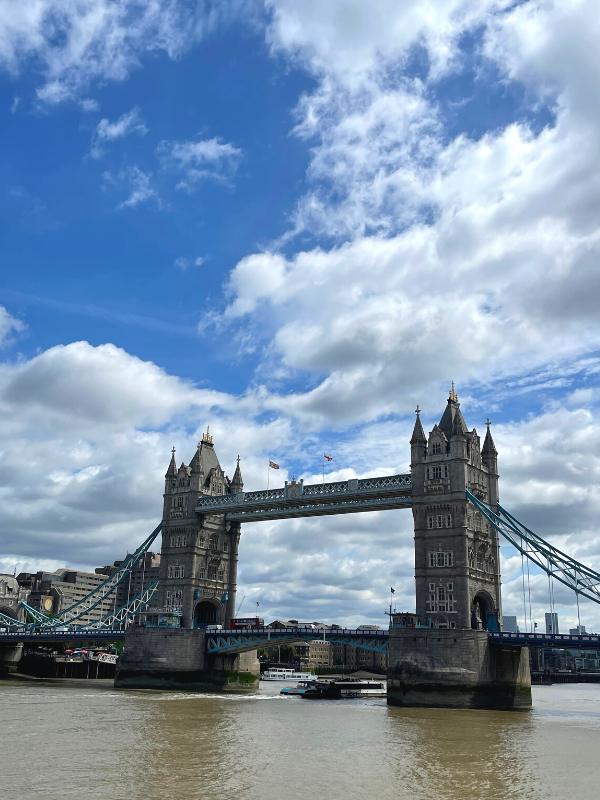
411;387;502;631
158;429;242;629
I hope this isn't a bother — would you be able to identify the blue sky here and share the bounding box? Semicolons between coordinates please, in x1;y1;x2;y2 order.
1;0;600;630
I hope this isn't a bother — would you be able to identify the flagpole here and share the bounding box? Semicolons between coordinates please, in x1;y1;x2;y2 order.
267;460;269;490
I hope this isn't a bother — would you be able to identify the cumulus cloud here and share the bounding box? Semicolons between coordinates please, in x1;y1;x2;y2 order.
209;0;600;432
158;136;242;191
0;305;25;347
266;0;508;83
0;0;248;104
90;106;147;158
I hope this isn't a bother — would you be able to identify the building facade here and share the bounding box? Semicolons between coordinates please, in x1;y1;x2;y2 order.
411;387;502;630
22;568;114;625
157;430;243;628
96;552;161;610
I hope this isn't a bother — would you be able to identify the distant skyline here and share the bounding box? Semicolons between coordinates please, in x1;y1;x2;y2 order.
1;1;600;629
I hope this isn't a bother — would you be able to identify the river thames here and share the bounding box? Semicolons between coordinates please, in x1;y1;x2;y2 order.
1;679;599;799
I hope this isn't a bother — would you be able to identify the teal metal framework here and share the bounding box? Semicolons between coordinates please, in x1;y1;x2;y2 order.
205;627;389;655
2;523;162;630
466;490;600;606
196;474;412;521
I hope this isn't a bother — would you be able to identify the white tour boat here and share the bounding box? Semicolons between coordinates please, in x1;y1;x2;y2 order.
261;667;314;681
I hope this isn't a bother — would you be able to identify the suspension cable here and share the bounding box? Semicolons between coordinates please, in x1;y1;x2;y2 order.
521;542;528;633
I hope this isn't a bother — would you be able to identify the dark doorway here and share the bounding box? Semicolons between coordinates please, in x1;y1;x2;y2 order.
193;600;218;627
471;592;494;630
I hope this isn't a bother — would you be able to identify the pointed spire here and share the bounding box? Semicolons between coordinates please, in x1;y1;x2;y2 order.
165;447;177;477
189;442;201;473
482;419;497;455
230;454;243;492
411;405;426;443
451;405;468;437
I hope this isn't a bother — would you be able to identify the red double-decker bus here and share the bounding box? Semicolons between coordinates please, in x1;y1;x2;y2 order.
231;617;264;629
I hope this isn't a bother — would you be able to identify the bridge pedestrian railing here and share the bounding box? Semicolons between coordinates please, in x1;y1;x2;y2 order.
205;627;389;655
196;474;412;521
489;631;600;649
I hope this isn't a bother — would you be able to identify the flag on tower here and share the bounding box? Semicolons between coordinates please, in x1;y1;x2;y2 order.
390;587;395;594
269;460;279;469
323;453;333;461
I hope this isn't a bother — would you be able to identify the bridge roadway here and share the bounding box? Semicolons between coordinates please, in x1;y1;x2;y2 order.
195;474;413;521
3;627;599;653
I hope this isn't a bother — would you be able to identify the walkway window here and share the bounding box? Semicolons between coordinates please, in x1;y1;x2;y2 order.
168;565;184;579
428;551;453;568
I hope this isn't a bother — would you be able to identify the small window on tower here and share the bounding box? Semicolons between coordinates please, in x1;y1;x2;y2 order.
432;443;442;455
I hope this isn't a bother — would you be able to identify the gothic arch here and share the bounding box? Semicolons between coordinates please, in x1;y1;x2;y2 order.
193;599;220;627
471;590;495;630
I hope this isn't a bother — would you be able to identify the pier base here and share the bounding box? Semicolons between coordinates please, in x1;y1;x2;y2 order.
0;643;22;676
387;629;531;710
114;627;260;692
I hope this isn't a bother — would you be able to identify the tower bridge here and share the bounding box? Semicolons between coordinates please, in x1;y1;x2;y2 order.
3;388;600;708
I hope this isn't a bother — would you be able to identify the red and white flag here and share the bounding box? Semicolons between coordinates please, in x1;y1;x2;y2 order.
323;453;333;461
269;460;280;469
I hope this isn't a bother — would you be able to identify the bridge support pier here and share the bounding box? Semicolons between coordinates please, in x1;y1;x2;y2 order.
114;627;259;692
387;629;531;710
0;643;23;676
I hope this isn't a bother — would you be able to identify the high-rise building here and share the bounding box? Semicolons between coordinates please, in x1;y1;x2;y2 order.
22;568;113;625
569;625;586;635
545;612;559;634
503;615;519;633
410;387;501;630
96;552;161;610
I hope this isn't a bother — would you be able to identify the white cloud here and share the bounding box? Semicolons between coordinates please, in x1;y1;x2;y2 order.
208;0;600;431
90;106;147;158
158;136;242;191
174;255;206;270
0;0;248;104
80;97;99;112
266;0;508;83
0;306;25;347
103;165;159;209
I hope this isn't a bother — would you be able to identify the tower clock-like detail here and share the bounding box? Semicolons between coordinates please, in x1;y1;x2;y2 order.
158;429;244;628
410;387;501;630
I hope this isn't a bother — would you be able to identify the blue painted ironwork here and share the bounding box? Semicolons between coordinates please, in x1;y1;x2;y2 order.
0;610;20;628
19;601;52;625
206;627;389;655
84;580;159;630
466;490;600;606
489;631;600;649
196;474;412;521
0;628;126;644
25;523;162;629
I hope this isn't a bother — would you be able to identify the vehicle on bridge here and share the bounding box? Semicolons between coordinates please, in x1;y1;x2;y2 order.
231;617;264;629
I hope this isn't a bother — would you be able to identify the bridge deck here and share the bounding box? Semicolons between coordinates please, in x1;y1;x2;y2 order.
489;631;600;649
196;474;412;521
206;627;390;654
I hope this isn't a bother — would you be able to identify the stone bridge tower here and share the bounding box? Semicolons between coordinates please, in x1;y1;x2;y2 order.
159;429;243;629
410;386;501;630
